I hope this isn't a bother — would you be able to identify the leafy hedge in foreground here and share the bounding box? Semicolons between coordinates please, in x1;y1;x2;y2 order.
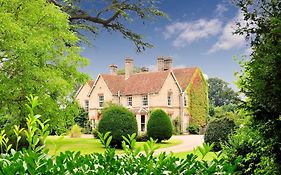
0;145;240;175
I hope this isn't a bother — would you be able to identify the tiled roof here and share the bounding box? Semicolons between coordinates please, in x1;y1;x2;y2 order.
173;67;197;90
101;71;169;95
87;80;94;88
100;67;198;95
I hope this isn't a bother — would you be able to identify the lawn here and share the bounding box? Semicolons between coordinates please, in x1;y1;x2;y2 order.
46;136;182;156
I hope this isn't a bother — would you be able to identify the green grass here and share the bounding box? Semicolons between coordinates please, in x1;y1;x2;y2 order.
46;136;182;156
172;149;219;161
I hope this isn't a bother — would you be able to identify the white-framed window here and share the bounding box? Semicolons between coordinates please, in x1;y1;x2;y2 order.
98;95;104;108
85;100;89;111
142;95;148;106
184;94;187;107
167;94;172;106
127;96;132;106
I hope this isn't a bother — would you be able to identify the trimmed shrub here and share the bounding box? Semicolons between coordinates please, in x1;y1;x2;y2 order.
147;109;173;142
187;123;199;134
69;124;82;138
98;105;137;147
172;117;181;135
136;132;149;142
204;117;235;151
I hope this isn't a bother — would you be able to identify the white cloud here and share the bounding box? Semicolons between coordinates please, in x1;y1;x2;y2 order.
208;11;245;53
215;4;228;17
164;19;223;47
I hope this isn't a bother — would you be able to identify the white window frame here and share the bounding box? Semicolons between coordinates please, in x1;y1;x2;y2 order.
98;95;104;108
127;96;132;106
85;100;89;111
142;95;148;106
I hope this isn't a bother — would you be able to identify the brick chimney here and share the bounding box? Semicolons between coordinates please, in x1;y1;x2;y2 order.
125;58;133;79
157;57;165;71
164;58;173;70
109;64;118;75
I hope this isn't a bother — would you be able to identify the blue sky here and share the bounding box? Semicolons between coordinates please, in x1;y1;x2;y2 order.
80;0;249;90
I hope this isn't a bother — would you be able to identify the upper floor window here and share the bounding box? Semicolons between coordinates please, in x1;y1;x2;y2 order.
98;95;104;108
85;100;89;111
142;95;148;106
184;94;187;107
167;94;172;106
127;96;132;106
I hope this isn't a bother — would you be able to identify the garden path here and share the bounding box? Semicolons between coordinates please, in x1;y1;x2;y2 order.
154;134;204;155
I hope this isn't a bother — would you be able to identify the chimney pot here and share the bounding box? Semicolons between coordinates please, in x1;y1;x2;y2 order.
157;57;165;71
125;57;134;79
109;64;118;75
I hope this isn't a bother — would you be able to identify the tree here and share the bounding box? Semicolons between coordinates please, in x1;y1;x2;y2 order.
98;104;137;147
147;109;173;142
233;0;281;172
48;0;166;52
0;0;88;134
208;77;239;107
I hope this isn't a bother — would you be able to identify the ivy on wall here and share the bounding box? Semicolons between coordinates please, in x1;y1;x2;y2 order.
186;68;208;128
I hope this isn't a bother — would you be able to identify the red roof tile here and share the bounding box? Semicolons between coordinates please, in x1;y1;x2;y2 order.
87;80;94;88
100;67;198;95
173;67;197;90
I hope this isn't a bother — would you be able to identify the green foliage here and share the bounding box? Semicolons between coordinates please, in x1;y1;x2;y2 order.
136;132;149;142
0;0;88;135
234;0;281;172
187;69;208;127
74;108;92;134
223;123;278;174
68;125;82;138
117;66;142;75
0;136;241;174
172;116;181;135
208;77;239;107
204;117;236;151
147;109;173;142
98;105;137;147
187;123;200;134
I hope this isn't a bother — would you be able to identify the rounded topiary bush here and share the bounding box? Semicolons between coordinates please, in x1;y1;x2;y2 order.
204;117;236;151
147;109;173;142
98;105;137;147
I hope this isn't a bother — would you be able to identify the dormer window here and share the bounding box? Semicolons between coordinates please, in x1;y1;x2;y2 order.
98;94;104;108
127;96;132;106
142;95;148;106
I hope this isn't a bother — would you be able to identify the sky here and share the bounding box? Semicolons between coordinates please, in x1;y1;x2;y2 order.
79;0;249;91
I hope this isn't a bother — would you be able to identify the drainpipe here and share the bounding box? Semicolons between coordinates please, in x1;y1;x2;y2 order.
117;91;121;105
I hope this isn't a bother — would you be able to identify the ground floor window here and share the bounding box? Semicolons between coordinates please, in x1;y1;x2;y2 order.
141;115;145;132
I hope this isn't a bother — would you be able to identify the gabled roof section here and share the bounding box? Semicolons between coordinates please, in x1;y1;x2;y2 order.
91;67;199;96
101;71;170;95
87;80;94;88
172;67;198;91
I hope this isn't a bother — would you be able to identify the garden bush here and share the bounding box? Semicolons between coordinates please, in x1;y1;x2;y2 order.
223;123;279;174
187;123;200;134
204;117;235;151
69;124;82;138
98;104;137;147
136;132;149;142
147;109;173;142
